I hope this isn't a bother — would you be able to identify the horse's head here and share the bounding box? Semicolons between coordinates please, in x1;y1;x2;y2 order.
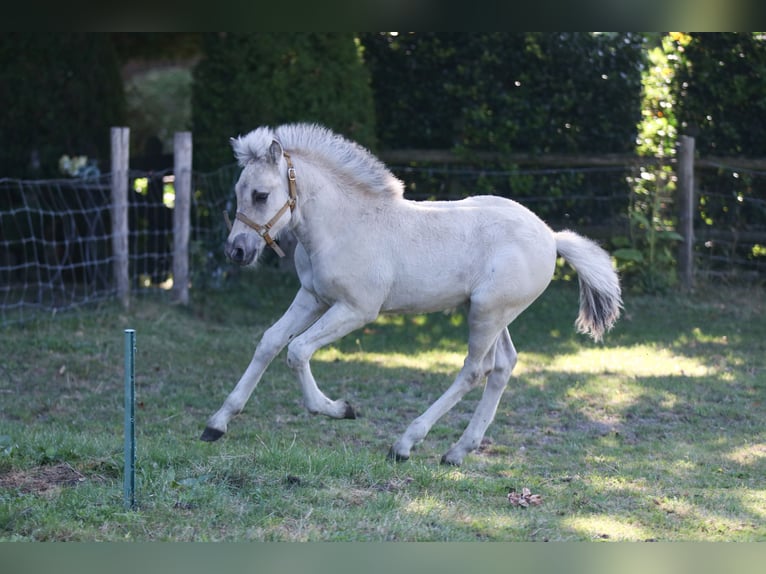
225;137;296;265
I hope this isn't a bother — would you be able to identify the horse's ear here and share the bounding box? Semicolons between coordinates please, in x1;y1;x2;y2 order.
268;140;283;163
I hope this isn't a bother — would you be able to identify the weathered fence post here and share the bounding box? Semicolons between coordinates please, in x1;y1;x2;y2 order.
172;131;192;305
111;127;130;309
678;135;695;292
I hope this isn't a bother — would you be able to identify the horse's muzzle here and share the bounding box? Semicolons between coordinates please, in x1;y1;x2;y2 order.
225;234;256;266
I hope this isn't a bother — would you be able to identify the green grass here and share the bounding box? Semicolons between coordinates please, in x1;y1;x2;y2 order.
1;268;764;541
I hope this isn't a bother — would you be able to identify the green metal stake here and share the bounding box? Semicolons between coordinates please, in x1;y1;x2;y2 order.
124;329;136;510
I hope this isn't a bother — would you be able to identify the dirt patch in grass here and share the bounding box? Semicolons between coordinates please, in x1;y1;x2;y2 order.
0;463;86;494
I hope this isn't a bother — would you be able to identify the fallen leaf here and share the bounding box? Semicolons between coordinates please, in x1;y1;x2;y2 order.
508;487;543;507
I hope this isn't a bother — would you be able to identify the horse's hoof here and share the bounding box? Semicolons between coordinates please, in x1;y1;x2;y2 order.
342;401;357;419
440;454;462;466
200;427;225;442
388;447;409;462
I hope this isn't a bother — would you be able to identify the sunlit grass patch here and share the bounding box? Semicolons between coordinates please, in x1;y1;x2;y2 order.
403;494;448;516
520;345;713;378
563;514;653;541
726;443;766;466
738;489;766;521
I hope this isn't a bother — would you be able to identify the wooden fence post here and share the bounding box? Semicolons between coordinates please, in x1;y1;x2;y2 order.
678;135;696;292
172;131;192;305
111;126;130;309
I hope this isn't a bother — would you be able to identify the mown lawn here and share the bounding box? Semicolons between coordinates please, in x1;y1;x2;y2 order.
1;268;764;541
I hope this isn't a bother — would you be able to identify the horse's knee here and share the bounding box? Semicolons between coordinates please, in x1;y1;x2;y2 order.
493;355;516;382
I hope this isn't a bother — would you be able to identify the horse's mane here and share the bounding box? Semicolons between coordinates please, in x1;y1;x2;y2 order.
232;123;404;198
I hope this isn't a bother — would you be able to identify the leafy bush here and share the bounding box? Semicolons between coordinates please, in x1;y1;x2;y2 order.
361;33;645;155
673;33;766;280
0;33;125;178
192;33;377;170
125;66;192;157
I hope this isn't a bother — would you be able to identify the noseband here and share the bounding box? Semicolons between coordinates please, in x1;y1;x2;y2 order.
224;150;297;258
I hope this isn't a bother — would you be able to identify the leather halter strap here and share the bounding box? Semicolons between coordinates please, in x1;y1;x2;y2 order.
223;150;297;258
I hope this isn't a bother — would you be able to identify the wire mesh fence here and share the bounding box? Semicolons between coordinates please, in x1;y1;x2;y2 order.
393;162;632;238
0;165;240;326
695;164;766;281
1;158;764;326
0;175;114;324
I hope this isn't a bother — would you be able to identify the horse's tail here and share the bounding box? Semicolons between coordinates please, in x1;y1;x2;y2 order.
554;230;622;342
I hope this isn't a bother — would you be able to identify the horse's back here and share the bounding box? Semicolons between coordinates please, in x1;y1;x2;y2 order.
373;195;557;314
405;195;555;256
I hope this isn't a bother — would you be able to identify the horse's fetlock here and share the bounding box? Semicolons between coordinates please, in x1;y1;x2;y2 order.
304;401;320;415
342;401;357;419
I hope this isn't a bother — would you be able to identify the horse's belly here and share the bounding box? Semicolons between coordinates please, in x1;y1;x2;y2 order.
381;282;469;314
380;258;474;314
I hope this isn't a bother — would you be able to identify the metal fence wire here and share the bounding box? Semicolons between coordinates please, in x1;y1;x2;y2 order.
1;161;764;326
694;165;766;281
0;164;239;326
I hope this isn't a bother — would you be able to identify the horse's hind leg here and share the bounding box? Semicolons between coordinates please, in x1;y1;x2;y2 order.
390;313;504;462
441;328;516;465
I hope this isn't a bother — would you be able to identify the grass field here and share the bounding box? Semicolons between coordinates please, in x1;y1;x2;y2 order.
1;268;764;541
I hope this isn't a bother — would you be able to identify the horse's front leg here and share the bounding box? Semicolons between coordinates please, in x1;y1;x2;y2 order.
200;287;327;441
286;302;376;419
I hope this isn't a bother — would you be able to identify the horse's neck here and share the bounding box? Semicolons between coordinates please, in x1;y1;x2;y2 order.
290;158;385;252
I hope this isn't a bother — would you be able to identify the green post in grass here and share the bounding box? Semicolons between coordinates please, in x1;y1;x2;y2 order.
124;329;136;510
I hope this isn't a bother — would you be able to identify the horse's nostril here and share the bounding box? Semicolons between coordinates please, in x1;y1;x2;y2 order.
226;235;251;265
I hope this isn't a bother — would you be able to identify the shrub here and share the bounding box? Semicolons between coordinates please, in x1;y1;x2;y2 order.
0;33;125;178
192;33;377;170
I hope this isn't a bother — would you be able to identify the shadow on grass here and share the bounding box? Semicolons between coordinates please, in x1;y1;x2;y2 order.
290;350;765;540
272;280;765;541
132;277;766;540
2;270;764;540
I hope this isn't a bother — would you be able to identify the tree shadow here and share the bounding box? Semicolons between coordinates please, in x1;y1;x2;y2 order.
292;280;765;540
303;345;765;540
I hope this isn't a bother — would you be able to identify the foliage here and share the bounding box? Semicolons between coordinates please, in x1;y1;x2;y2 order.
192;33;377;170
361;33;645;155
111;33;202;63
359;33;465;149
449;32;645;156
675;33;766;157
0;33;125;178
361;32;645;246
673;33;766;277
616;33;688;293
125;67;193;158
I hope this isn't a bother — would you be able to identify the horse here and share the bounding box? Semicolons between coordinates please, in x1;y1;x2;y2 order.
200;123;622;466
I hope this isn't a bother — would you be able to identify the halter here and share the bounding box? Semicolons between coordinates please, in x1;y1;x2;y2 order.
224;149;297;258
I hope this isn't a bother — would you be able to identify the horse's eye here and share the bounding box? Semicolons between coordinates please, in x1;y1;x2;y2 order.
252;191;268;204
